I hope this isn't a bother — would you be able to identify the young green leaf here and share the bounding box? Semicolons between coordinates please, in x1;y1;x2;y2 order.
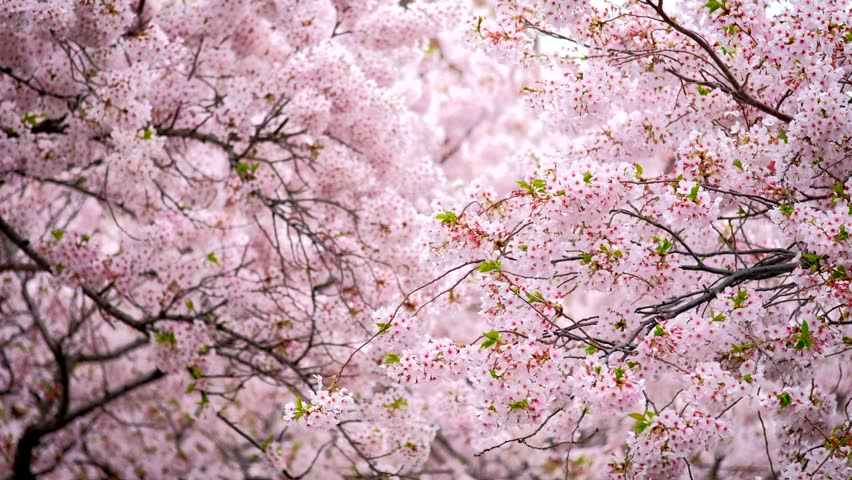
384;397;408;410
206;252;220;265
480;330;501;349
525;291;546;304
383;353;401;364
685;184;701;202
704;0;726;15
835;225;848;242
777;391;792;409
478;260;501;273
435;211;458;226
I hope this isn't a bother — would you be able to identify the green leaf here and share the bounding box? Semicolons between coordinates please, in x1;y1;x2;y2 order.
383;353;401;364
654;237;673;255
831;265;849;280
508;399;529;411
51;229;65;241
778;130;788;143
435;211;458;226
722;24;739;35
580;252;594;265
155;331;176;344
793;319;813;350
801;253;823;270
518;244;528;252
186;382;196;393
293;396;309;421
489;369;501;379
206;252;220;265
517;178;546;194
235;161;259;178
526;291;546;304
478;260;502;273
835;225;849;242
634;163;643;179
697;85;711;96
779;204;794;216
777;391;792;409
704;0;726;14
710;309;726;322
23;112;46;127
583;171;594;183
376;322;392;334
139;128;154;140
628;411;655;434
480;330;501;349
685;184;701;202
729;288;748;308
614;367;625;380
384;397;408;410
185;300;195;311
187;365;202;380
599;244;623;260
653;324;666;337
732;159;744;171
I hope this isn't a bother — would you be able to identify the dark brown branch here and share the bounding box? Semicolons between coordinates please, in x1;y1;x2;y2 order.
0;215;149;332
643;1;793;122
12;369;165;479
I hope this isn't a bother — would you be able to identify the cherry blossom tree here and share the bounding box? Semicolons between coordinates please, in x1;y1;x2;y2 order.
0;0;479;478
1;1;851;480
397;0;851;478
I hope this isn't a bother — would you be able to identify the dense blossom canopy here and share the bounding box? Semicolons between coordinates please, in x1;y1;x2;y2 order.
1;1;850;479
